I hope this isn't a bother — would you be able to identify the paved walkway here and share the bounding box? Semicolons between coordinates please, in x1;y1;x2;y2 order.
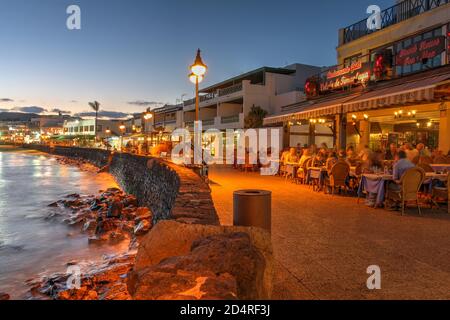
208;166;450;300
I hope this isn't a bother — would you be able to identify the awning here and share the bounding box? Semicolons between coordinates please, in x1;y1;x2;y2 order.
343;73;450;113
263;94;358;125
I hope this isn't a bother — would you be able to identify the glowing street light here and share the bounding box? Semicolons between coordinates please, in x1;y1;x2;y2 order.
189;49;207;122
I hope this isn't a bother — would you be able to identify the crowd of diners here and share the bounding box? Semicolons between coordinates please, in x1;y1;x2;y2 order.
253;141;450;211
281;142;450;176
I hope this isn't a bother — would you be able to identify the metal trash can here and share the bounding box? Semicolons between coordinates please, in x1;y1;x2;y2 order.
233;190;271;233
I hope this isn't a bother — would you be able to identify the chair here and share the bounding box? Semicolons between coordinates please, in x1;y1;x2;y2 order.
297;158;312;184
431;173;449;213
326;162;350;195
387;167;425;216
418;163;434;173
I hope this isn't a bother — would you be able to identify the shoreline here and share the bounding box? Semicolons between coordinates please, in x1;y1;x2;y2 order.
10;150;153;300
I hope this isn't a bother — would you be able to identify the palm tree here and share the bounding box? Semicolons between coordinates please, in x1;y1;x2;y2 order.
88;101;101;138
244;105;268;129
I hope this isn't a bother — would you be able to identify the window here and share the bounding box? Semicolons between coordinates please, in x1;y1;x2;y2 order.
84;126;89;132
74;127;79;133
393;27;444;76
343;54;362;67
96;125;102;132
90;125;95;132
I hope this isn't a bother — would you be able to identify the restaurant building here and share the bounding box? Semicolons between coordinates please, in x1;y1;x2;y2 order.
264;0;450;153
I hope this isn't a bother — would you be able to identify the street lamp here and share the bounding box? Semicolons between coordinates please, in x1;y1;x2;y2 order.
189;49;207;122
119;123;126;151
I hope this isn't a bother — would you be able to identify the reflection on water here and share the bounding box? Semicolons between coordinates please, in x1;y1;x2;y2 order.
0;147;124;299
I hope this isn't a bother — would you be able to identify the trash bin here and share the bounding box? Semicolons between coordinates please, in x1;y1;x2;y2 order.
233;190;271;233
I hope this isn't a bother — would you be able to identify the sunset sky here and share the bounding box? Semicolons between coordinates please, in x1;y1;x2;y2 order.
0;0;393;118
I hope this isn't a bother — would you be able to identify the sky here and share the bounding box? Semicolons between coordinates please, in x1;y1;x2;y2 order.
0;0;393;118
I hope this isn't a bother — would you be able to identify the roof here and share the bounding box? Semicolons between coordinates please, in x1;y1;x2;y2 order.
153;104;183;114
200;66;296;93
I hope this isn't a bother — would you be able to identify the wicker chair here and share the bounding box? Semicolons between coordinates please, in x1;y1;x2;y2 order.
387;167;425;215
296;157;311;184
325;162;350;195
431;173;449;213
418;163;434;173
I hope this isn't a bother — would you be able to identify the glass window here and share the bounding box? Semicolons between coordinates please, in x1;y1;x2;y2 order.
90;125;95;131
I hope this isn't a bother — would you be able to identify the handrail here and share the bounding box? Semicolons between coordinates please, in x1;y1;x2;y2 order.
342;0;449;44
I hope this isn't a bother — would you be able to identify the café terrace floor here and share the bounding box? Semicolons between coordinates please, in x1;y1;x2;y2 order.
208;165;450;300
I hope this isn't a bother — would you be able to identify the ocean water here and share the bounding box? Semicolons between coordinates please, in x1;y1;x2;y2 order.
0;146;127;299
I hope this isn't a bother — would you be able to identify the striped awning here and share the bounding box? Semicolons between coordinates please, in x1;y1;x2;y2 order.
264;95;357;125
343;74;450;113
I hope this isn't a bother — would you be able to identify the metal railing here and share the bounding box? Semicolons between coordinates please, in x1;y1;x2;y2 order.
221;115;240;124
218;83;243;97
343;0;449;44
183;83;244;107
202;118;215;126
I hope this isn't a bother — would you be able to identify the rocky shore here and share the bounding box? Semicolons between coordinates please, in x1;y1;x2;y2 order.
26;159;154;300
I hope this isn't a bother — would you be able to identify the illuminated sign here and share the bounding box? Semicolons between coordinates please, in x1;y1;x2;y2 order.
321;61;371;92
396;36;445;66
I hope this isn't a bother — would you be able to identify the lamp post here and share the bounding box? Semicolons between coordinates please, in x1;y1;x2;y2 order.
143;111;154;154
119;123;125;151
189;49;207;122
105;128;111;150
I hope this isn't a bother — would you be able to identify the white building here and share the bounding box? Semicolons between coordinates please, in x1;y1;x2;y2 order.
182;64;321;131
63;118;121;139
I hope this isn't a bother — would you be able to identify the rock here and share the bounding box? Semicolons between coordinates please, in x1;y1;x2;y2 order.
122;195;137;207
133;220;151;236
108;231;126;243
107;199;123;218
48;202;58;207
130;232;263;300
133;220;273;299
66;193;81;198
135;207;153;222
0;292;10;300
129;268;238;300
82;220;97;232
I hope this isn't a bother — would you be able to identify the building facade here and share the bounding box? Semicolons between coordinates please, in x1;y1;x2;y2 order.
183;64;321;131
265;0;450;153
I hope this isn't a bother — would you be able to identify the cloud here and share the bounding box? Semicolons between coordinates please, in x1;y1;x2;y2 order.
127;100;165;108
0;108;9;112
70;100;78;103
12;106;47;114
50;108;72;115
0;98;13;102
74;110;131;119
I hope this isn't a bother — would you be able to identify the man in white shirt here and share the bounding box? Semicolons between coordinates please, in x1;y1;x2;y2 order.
404;143;419;162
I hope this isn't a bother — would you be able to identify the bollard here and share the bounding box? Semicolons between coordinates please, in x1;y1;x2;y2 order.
233;190;272;233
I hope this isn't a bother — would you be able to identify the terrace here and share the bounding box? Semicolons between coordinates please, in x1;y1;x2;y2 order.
342;0;449;44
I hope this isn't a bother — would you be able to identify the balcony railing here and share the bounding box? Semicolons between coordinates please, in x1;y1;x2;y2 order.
218;83;243;97
202;119;215;126
221;115;240;124
343;0;449;44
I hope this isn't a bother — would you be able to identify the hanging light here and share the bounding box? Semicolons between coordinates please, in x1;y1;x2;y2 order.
363;114;369;120
190;49;207;77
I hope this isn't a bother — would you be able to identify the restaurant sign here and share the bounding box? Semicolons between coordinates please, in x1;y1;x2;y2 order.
396;36;446;66
321;61;371;92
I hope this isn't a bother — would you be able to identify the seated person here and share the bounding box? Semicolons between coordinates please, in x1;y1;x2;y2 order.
287;147;299;163
298;149;312;168
326;151;338;174
385;143;398;161
280;148;290;165
386;150;415;209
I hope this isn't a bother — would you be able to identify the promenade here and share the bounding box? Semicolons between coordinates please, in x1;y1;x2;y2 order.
209;166;450;299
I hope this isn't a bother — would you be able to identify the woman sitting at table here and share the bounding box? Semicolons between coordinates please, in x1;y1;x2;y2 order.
287;147;299;163
326;151;338;174
299;149;312;168
312;150;326;167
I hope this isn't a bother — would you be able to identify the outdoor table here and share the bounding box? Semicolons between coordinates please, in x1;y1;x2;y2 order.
357;173;393;207
430;164;450;172
306;167;327;188
423;172;448;193
285;163;299;180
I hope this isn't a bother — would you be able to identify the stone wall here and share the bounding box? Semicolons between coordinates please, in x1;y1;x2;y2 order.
23;144;219;225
